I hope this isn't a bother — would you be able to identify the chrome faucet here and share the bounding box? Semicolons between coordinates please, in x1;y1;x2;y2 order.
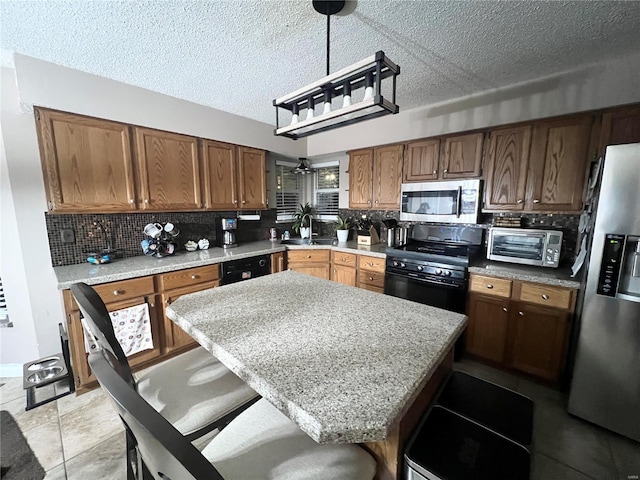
301;213;313;242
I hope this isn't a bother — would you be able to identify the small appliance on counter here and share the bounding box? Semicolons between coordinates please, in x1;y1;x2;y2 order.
486;227;563;268
217;218;238;249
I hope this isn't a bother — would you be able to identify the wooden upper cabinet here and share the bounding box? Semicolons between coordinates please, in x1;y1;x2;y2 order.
348;149;374;208
404;139;440;182
599;104;640;155
201;140;238;210
484;125;532;211
237;147;267;209
134;128;201;211
526;115;593;212
442;132;484;179
36;108;136;212
373;144;404;209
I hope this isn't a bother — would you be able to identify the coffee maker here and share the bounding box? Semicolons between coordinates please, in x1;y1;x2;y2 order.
218;218;238;249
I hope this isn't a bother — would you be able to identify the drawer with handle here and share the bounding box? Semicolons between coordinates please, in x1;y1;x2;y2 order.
358;270;385;289
469;274;512;298
157;265;220;291
287;249;331;263
358;255;386;273
518;283;573;310
332;251;357;267
91;276;155;304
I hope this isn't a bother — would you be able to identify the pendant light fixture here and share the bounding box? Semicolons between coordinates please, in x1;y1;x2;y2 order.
294;157;315;175
273;0;400;140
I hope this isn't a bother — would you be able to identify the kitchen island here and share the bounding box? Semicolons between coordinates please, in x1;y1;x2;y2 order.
167;270;466;480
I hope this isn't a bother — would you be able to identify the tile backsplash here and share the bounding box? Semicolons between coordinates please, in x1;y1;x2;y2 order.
46;209;581;267
45;210;279;266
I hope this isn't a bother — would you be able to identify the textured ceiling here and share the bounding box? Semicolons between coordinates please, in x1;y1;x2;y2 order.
2;1;640;126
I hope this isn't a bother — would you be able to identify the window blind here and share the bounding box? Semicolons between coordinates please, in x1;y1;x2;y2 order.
315;165;340;217
275;163;300;220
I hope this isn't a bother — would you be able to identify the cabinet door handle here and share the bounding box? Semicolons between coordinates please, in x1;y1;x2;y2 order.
518;311;524;316
242;200;246;204
432;170;437;175
128;199;134;204
533;199;540;204
113;290;124;296
369;276;374;281
502;307;507;312
191;275;199;280
443;169;448;173
375;200;379;204
516;199;523;204
144;199;149;204
307;255;312;258
541;294;550;300
486;284;493;289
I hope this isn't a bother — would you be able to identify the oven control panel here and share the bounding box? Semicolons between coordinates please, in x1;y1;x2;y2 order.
387;257;466;286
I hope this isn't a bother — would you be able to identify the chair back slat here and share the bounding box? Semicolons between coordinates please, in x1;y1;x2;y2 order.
70;282;135;386
89;350;224;480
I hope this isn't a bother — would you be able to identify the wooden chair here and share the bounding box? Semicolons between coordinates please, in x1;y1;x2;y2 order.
70;282;259;477
89;348;377;480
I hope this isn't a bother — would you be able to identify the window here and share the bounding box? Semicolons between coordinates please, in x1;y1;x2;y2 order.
275;162;301;221
314;163;340;220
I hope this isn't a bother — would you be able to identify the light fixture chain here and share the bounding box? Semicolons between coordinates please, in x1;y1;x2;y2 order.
326;6;330;76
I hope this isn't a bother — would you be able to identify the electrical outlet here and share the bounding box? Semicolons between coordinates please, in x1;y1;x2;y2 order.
60;229;75;244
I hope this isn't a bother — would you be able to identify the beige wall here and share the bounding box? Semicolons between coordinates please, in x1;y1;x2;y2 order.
1;67;59;372
307;51;640;156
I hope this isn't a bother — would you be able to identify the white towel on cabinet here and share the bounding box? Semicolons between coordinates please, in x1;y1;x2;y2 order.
109;303;153;356
83;303;154;356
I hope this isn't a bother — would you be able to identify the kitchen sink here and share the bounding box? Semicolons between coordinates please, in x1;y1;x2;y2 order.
281;238;336;246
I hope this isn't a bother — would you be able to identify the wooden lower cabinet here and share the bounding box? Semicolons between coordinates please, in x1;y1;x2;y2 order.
466;294;509;364
271;252;286;273
331;264;357;286
287;249;331;280
63;277;162;393
466;273;575;383
357;254;386;293
507;302;571;381
331;251;357;286
160;281;218;353
64;264;223;392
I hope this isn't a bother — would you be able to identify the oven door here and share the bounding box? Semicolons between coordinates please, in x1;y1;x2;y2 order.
384;271;468;314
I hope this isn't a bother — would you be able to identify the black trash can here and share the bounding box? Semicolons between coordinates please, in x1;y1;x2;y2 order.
436;371;534;445
404;405;531;480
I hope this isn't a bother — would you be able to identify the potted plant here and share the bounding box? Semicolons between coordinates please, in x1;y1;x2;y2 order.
292;202;315;239
335;215;352;242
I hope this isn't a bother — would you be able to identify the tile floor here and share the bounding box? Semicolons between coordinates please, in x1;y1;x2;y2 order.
1;357;639;479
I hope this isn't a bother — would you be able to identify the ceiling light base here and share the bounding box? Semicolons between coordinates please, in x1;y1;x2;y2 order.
312;0;345;16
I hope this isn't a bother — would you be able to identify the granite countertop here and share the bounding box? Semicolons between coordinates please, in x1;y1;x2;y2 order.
166;270;466;444
53;239;388;289
469;259;582;289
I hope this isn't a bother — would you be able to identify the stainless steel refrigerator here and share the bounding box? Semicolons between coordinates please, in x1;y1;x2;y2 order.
568;143;640;442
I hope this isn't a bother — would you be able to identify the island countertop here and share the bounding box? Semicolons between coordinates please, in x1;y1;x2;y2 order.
166;270;467;445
